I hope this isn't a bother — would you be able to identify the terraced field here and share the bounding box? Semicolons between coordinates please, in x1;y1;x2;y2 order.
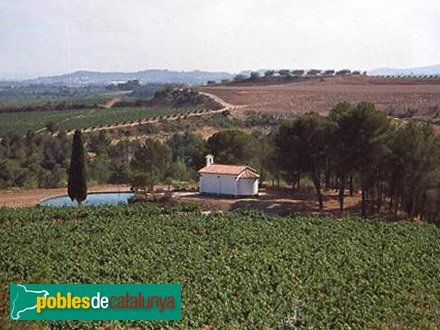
1;205;440;329
0;106;196;135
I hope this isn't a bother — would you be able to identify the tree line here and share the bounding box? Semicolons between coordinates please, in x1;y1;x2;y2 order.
0;127;268;191
273;102;440;220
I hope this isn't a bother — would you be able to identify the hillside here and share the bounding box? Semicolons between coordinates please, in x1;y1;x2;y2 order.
370;64;440;76
1;205;440;329
0;88;224;135
25;69;234;86
200;75;440;117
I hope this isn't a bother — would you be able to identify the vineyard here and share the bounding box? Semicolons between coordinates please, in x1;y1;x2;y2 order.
0;106;202;136
1;205;440;329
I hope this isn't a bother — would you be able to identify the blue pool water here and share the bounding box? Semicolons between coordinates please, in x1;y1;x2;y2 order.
40;192;134;207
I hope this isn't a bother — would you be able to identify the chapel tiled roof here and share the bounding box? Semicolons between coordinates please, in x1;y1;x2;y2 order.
199;164;259;178
238;168;260;179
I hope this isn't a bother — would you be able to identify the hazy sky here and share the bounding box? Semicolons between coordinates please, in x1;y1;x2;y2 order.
1;0;439;78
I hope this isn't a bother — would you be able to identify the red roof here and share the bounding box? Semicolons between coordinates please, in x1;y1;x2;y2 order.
239;169;260;179
199;164;259;178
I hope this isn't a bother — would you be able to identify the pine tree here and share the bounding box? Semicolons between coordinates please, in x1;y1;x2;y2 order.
67;130;87;205
274;113;333;210
130;139;172;192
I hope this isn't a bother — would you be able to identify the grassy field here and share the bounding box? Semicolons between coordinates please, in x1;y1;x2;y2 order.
1;205;440;329
0;106;194;135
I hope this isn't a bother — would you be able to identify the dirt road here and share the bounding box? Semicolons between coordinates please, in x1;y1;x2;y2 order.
198;91;236;109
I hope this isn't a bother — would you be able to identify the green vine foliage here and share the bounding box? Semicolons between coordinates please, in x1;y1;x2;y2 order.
1;205;440;329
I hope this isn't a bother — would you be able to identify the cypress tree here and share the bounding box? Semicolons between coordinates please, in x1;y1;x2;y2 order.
68;130;87;205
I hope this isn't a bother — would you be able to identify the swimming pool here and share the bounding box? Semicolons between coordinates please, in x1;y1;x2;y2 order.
39;192;134;207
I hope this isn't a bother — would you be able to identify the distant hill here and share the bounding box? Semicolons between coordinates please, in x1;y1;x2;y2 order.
25;69;234;86
370;64;440;76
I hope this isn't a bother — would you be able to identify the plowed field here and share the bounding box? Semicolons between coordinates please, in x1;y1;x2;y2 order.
201;76;440;117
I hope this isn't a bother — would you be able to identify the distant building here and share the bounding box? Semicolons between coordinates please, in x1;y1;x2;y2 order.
198;155;259;197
